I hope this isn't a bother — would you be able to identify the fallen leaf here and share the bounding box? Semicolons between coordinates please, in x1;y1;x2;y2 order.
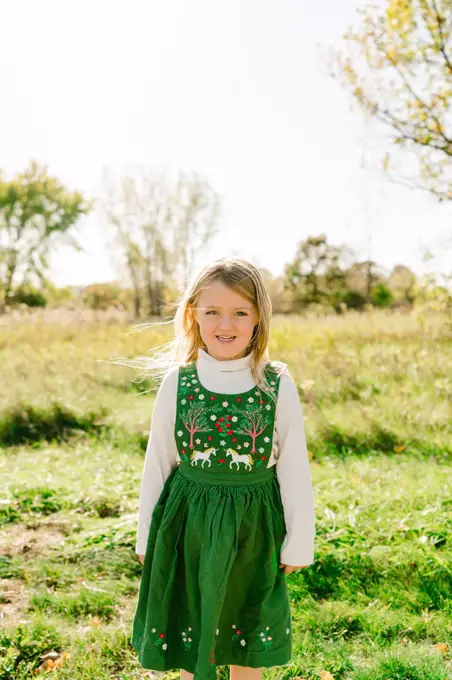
320;671;335;680
89;616;102;626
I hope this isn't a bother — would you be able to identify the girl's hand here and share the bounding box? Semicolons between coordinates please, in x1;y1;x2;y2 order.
279;563;311;575
138;554;145;565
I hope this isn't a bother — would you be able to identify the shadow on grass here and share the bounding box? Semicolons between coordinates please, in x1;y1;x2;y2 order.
0;402;109;447
312;422;450;459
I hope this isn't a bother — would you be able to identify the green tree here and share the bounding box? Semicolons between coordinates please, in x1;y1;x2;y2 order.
330;0;452;202
284;234;354;309
371;281;393;307
0;159;91;310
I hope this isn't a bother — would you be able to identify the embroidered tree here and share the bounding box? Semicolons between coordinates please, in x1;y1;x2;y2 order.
182;402;211;448
234;404;272;454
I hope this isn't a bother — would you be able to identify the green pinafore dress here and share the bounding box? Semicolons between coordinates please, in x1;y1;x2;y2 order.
131;360;292;680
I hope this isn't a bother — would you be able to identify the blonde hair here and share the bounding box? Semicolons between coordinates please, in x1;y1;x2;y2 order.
110;257;285;402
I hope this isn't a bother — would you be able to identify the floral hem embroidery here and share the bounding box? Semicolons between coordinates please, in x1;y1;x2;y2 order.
150;627;167;651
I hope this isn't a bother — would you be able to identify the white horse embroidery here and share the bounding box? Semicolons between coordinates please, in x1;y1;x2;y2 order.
226;448;254;471
190;447;218;467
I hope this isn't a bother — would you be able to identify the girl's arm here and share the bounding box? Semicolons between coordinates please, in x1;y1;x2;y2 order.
275;370;316;566
135;366;179;556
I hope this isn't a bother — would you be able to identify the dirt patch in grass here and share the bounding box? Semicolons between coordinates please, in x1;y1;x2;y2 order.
0;577;28;626
0;519;71;557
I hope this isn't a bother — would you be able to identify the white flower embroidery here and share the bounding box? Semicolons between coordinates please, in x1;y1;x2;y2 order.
194;387;200;392
267;636;272;640
188;627;192;631
265;404;271;410
271;381;275;385
181;399;186;405
204;442;208;447
177;431;183;437
199;394;205;400
186;382;191;387
190;374;196;379
232;624;236;628
192;379;198;384
248;397;254;403
220;440;226;445
222;401;229;407
210;415;217;421
255;390;260;396
188;638;192;642
196;439;201;444
152;628;156;633
183;441;188;447
162;643;167;650
231;416;238;422
244;442;250;448
286;628;290;634
259;447;264;453
240;639;246;646
266;626;270;630
237;445;241;449
264;437;270;443
262;636;267;641
216;628;219;635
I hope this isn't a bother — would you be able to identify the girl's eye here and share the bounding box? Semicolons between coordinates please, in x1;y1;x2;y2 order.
205;310;247;316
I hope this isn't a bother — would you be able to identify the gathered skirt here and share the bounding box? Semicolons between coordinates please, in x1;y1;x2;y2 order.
131;462;292;680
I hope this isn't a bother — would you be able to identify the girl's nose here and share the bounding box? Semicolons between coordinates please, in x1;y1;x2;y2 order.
217;315;235;329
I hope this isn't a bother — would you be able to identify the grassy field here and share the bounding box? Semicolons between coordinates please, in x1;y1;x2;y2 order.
0;308;451;680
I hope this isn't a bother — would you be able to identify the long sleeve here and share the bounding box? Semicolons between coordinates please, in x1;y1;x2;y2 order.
135;367;179;555
275;370;316;566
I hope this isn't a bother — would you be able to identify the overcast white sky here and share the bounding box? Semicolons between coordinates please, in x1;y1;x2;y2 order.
2;0;451;286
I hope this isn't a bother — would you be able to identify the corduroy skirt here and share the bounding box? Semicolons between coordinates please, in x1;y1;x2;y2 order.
131;461;292;680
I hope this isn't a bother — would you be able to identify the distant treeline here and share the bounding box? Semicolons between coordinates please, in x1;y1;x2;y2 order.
1;161;450;317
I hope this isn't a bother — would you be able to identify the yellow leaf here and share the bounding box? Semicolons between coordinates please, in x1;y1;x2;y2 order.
89;616;102;626
320;671;335;680
393;445;405;452
435;643;449;653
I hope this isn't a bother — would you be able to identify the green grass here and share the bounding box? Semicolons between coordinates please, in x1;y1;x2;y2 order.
0;308;451;679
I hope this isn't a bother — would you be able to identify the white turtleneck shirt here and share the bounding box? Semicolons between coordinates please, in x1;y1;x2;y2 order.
135;348;316;566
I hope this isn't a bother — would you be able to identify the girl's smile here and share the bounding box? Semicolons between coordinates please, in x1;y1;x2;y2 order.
194;280;259;361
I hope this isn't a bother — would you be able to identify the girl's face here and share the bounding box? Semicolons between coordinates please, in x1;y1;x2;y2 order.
193;280;259;361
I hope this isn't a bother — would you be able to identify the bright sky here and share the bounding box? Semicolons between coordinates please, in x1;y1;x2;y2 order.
2;0;451;286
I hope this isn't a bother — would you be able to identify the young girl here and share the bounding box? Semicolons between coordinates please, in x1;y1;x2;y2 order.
131;257;316;680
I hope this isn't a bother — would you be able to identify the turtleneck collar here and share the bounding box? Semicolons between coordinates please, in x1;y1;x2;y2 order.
197;347;252;372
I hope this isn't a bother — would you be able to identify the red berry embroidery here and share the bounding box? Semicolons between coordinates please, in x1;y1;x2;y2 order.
260;400;264;404
219;417;224;422
210;396;215;400
232;437;237;442
189;395;194;400
160;633;165;638
227;415;232;420
236;398;241;402
218;427;223;432
208;436;213;441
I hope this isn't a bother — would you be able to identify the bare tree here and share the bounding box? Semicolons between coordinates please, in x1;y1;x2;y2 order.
100;165;220;318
